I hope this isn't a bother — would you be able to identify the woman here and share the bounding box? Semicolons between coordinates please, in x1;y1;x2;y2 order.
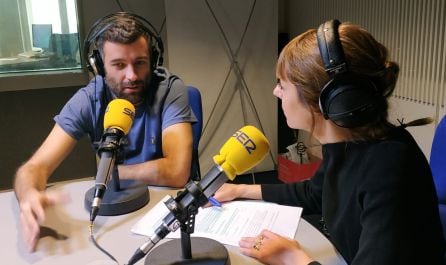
212;20;445;265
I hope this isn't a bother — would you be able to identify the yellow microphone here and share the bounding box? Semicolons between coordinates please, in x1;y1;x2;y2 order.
213;125;270;180
103;98;135;134
90;99;135;222
126;125;270;265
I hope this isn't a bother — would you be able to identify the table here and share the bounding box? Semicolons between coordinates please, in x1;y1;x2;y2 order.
1;179;347;265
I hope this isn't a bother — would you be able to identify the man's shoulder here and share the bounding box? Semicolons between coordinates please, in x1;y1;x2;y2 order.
72;75;107;100
153;67;173;79
154;67;184;86
83;75;106;91
153;67;187;97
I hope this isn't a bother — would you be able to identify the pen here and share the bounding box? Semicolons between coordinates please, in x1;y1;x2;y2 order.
208;196;222;207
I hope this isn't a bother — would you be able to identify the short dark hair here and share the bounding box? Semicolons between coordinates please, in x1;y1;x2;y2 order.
95;15;151;58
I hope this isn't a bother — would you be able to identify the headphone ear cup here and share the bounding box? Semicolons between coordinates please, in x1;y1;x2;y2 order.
319;73;380;128
88;49;105;77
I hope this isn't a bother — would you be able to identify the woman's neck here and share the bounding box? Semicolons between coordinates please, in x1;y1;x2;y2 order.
313;117;352;144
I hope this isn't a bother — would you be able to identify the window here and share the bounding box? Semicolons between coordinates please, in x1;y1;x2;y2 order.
0;0;81;75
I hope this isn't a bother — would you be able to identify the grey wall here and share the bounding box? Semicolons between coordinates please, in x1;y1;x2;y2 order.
165;0;278;174
0;86;96;190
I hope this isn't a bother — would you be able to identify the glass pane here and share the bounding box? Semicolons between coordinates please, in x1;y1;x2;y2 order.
0;0;81;75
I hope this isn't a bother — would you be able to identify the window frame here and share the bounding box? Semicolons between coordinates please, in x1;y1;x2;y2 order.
0;0;88;92
0;71;88;92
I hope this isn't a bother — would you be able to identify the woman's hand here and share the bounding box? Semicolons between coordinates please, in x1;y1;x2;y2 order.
213;183;262;202
211;183;241;203
239;229;315;265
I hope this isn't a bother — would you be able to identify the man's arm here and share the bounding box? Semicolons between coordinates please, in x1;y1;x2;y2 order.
119;122;193;187
14;124;77;251
14;124;78;201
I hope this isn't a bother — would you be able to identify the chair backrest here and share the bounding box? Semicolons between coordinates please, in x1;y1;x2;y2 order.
430;115;446;238
188;86;203;181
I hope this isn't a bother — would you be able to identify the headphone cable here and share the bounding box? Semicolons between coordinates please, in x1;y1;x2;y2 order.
89;221;119;264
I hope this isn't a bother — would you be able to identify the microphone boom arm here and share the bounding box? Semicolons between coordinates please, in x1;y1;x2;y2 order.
126;125;270;265
127;165;228;265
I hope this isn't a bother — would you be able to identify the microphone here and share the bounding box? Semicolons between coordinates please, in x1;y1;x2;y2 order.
126;125;269;265
90;99;135;223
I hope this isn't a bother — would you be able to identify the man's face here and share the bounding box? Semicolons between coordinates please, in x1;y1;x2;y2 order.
103;36;151;105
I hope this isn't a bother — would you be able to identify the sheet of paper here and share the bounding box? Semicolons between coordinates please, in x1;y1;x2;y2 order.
131;199;302;246
131;195;173;236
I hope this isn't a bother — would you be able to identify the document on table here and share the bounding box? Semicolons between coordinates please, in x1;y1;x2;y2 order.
131;198;303;246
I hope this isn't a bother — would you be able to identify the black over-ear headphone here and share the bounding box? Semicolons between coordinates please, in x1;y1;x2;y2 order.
83;12;164;77
317;19;380;128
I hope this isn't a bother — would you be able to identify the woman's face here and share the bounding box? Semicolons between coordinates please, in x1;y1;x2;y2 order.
273;78;313;131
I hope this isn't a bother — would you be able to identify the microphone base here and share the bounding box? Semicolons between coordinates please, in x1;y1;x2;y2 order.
84;179;149;216
144;237;230;265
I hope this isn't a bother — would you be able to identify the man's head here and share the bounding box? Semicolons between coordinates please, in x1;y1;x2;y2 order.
84;12;164;104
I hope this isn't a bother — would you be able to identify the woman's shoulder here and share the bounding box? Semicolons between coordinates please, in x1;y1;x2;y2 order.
367;127;420;155
360;127;430;184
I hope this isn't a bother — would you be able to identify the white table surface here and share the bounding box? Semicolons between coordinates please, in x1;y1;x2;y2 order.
1;179;346;265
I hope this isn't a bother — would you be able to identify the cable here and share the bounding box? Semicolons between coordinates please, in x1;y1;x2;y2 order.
89;222;119;264
202;0;277;168
159;16;166;36
115;0;124;11
201;0;257;148
206;0;264;132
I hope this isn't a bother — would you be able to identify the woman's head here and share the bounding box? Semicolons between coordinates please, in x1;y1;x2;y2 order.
275;21;399;140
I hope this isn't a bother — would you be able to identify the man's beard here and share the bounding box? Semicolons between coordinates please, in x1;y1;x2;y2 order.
105;75;151;105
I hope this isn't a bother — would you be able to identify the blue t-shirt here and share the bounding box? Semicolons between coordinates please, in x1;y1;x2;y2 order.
54;67;196;165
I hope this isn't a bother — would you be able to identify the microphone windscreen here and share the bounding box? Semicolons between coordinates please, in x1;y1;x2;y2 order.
103;99;135;135
213;125;270;180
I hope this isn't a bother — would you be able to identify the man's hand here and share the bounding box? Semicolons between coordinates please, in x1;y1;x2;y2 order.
18;189;70;251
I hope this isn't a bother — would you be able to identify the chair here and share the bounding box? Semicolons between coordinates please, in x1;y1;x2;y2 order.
188;86;203;181
430;115;446;238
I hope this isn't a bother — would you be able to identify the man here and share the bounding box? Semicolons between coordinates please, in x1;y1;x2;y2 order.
14;12;196;251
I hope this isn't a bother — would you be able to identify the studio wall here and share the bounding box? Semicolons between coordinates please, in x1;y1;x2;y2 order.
165;0;278;174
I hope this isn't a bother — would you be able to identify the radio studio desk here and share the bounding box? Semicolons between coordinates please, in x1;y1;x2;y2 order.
2;179;347;265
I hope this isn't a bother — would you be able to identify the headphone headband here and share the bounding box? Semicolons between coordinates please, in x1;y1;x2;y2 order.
84;12;164;76
317;19;347;77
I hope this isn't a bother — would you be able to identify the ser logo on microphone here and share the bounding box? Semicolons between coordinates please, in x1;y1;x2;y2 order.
233;130;256;154
123;107;135;120
104;105;135;120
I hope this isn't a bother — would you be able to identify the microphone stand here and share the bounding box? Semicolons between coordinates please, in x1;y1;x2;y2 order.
84;166;150;216
143;181;230;265
84;132;150;217
179;205;197;259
